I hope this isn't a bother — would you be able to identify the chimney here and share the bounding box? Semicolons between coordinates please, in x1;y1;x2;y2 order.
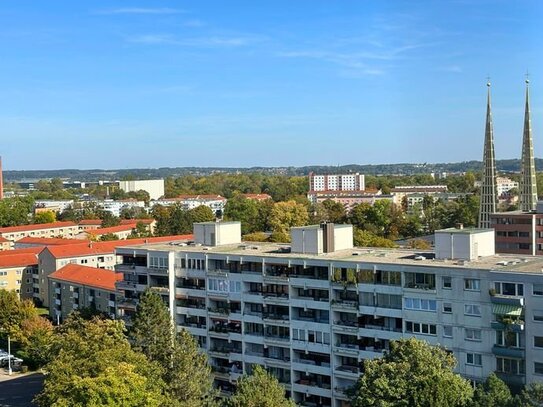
456;223;464;230
88;242;93;248
0;156;3;200
321;222;335;253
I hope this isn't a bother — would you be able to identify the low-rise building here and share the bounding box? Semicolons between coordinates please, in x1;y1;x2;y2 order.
390;185;448;207
99;199;146;217
15;237;87;249
49;264;122;322
0;237;11;251
34;200;74;215
153;195;226;216
0;252;39;295
0;221;79;243
78;219;103;231
78;224;137;240
307;190;392;210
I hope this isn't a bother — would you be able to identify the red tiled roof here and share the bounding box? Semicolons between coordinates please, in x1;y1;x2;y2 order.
49;264;122;291
78;219;103;226
85;224;137;236
0;253;38;268
0;237;8;243
0;221;77;234
45;235;193;259
0;247;45;256
17;237;88;246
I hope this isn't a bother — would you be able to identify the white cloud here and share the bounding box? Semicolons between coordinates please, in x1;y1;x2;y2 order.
127;34;262;47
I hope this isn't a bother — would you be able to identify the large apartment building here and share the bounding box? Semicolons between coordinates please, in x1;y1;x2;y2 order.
115;222;543;406
0;221;79;242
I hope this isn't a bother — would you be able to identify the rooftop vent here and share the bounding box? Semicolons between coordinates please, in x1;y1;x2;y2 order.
496;260;509;266
414;255;426;261
352;252;362;256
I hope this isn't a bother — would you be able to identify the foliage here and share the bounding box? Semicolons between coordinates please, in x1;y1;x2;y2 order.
35;315;166;407
100;212;121;228
407;239;432;250
517;382;543;406
166;329;217;407
129;289;174;369
228;365;296;407
34;210;57;224
0;290;39;340
471;373;513;407
16;315;54;369
353;228;397;248
128;222;152;239
269;200;309;235
349;338;473;407
269;230;291;243
120;206;151;220
243;232;270;242
190;205;215;223
152;204;215;236
110;189;151;204
224;195;262;234
100;233;119;241
0;196;34;227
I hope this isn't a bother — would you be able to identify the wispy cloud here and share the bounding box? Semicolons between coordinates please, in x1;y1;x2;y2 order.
440;65;463;73
128;34;262;47
96;8;184;15
183;19;206;28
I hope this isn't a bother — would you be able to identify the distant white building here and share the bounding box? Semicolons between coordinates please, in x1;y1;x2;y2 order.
34;200;74;214
152;195;226;216
309;172;365;192
98;199;145;217
475;177;519;197
119;179;165;200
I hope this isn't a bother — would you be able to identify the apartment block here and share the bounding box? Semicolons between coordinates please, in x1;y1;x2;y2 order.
115;222;543;406
491;202;543;256
0;252;38;295
49;264;121;322
309;173;365;192
118;179;165;201
0;221;79;243
153;195;226;217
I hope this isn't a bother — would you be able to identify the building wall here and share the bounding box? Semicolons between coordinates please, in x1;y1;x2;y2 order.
0;225;79;243
49;279;116;322
116;245;543;405
119;179;165;201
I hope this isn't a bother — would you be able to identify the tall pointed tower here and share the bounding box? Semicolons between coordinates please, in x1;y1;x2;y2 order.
519;78;538;212
478;82;498;228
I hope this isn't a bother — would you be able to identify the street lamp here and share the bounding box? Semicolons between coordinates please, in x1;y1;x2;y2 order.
7;334;12;375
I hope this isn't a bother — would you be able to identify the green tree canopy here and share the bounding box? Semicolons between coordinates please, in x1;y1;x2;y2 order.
517;382;543;406
471;373;513;407
224;195;261;234
34;210;57;224
35;315;166;407
228;365;296;407
269;200;309;235
349;338;473;407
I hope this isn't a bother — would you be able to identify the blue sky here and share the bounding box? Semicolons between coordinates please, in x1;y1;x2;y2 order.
0;1;542;170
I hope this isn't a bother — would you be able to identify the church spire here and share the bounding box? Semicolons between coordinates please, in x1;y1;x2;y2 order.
478;81;498;228
519;77;538;212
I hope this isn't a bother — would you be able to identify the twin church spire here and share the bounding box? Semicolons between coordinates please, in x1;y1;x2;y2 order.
478;79;537;228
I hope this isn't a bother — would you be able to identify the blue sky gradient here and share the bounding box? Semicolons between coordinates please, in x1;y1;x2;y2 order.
1;1;542;170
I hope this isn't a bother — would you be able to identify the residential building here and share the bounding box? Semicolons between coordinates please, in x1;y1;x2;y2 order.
78;219;103;231
390;185;448;207
15;237;87;249
0;221;79;243
307;190;392;210
119;179;165;201
402;192;471;212
0;237;11;251
34;200;74;215
0;252;38;295
99;199;145;217
309;173;365;192
491;201;543;256
49;264;121;322
36;235;193;307
115;222;543;405
77;224;138;240
153;195;226;216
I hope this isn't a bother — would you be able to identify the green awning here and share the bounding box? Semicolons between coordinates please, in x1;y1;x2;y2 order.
492;304;523;316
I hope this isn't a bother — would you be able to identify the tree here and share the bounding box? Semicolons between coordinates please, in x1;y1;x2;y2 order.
100;233;119;241
35;315;166;407
269;200;309;235
407;239;432;250
224;195;261;234
471;373;513;407
228;365;296;407
517;382;543;406
0;196;34;227
321;199;347;223
100;211;121;228
167;329;217;407
17;315;54;369
34;210;56;224
128;222;152;239
189;205;215;223
353;228;397;248
0;290;39;341
349;338;473;407
130;289;174;369
243;232;269;242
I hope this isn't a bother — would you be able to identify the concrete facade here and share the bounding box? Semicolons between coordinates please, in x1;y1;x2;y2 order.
119;179;165;201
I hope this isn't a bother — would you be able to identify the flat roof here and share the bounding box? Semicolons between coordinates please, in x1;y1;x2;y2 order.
116;241;543;275
435;227;493;234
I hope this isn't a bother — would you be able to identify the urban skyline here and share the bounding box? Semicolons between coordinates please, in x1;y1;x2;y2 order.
1;1;542;169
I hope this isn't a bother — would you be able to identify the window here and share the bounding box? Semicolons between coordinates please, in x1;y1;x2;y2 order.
534;284;543;296
534;337;543;348
208;278;240;293
404;298;437;312
443;302;452;313
496;331;520;348
494;282;524;297
442;276;452;289
465;328;482;341
496;357;525;375
466;353;482;366
443;326;453;338
534;314;543;322
149;256;169;269
405;321;437;336
535;362;543;375
404;273;436;290
464;304;482;316
464;279;480;291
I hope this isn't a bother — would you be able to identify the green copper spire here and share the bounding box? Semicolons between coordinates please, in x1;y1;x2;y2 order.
519;78;538;212
478;82;498;228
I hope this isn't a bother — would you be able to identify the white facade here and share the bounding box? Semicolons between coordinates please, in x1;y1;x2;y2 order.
194;222;242;246
34;200;74;213
115;225;543;406
119;179;165;200
291;224;353;255
152;195;226;216
98;199;145;217
435;228;495;260
309;173;365;192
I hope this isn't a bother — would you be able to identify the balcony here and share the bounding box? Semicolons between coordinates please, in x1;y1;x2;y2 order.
208;307;230;318
207;269;229;277
331;300;359;312
115;263;136;272
150;286;170;295
333;343;359;357
147;267;169;275
492;345;525;359
490;294;524;307
263;314;290;325
116;280;137;290
335;364;360;378
263;274;289;283
491;320;525;332
333;320;359;334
